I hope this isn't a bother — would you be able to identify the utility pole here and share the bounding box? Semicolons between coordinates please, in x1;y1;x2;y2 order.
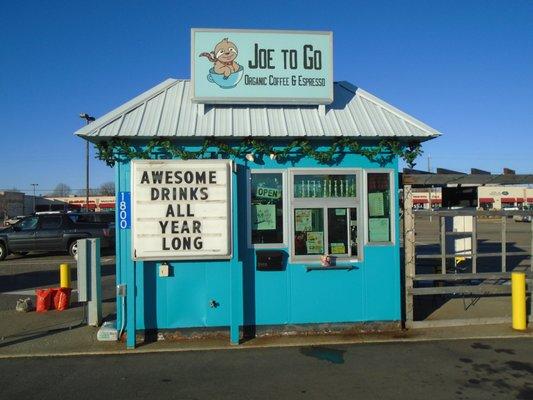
79;113;96;212
30;183;38;213
427;155;433;218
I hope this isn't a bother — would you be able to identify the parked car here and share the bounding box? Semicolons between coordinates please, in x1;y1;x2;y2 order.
513;205;532;223
0;213;114;261
67;211;115;227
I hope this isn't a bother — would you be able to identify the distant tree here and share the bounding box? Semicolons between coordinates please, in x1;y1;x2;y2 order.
99;181;115;196
51;183;72;197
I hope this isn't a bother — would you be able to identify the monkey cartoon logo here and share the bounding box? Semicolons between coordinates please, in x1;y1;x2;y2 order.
199;38;244;89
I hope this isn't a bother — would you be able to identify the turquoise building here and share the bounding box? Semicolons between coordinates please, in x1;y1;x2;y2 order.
75;78;439;348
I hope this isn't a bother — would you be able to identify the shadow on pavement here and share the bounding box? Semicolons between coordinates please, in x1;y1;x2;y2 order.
0;264;116;293
0;319;86;349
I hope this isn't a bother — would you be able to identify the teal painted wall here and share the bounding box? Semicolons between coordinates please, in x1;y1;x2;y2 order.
115;141;401;335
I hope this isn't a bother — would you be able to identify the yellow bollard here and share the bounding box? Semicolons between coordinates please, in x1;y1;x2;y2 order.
511;272;526;331
60;263;71;289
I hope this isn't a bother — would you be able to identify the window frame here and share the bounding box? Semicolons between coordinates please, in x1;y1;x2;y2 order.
39;215;62;230
289;168;363;263
18;216;39;231
364;168;396;246
247;169;288;249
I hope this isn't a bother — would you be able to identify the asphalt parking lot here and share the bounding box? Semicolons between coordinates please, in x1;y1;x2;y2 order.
1;338;532;400
412;216;532;272
0;252;116;312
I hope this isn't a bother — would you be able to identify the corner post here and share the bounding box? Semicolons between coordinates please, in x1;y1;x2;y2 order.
229;161;242;344
126;260;136;349
404;184;415;328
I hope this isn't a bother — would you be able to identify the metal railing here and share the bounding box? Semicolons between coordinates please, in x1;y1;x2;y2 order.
403;185;532;328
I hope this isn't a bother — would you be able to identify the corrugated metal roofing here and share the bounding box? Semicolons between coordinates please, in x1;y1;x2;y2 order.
74;79;441;140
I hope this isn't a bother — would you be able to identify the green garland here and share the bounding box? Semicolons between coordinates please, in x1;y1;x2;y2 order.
95;137;422;168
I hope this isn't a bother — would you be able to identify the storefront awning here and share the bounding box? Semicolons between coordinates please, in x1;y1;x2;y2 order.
479;197;494;203
430;199;442;203
516;197;524;202
501;197;515;203
527;197;533;203
99;203;115;209
413;198;428;204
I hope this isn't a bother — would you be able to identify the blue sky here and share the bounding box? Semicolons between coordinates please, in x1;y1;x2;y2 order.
1;0;531;195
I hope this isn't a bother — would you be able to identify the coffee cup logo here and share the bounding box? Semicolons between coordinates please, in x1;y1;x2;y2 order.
199;38;244;89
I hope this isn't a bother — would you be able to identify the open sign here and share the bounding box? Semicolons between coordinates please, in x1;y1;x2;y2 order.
256;187;280;199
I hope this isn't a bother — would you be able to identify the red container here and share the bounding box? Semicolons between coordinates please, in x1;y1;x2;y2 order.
35;289;52;312
53;288;72;311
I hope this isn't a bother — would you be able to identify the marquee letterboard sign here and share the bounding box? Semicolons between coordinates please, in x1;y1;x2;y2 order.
191;28;333;105
131;160;232;260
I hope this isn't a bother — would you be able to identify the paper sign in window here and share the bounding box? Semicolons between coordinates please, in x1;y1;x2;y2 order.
330;242;346;254
368;192;385;217
306;231;324;254
252;204;276;230
369;217;390;242
295;209;313;232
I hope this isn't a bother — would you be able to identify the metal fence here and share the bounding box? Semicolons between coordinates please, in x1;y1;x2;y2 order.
403;185;533;328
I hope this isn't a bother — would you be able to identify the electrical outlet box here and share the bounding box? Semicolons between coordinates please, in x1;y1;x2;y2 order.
159;263;170;277
116;284;126;297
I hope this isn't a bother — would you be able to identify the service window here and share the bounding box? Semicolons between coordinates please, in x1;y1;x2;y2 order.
367;172;393;243
291;171;361;262
249;171;285;246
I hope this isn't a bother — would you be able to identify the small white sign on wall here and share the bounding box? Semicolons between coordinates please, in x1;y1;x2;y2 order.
131;159;232;260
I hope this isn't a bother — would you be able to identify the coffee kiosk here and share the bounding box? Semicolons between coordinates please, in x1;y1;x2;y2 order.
75;29;440;348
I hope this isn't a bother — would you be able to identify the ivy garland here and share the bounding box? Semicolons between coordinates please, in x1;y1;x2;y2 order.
95;137;422;168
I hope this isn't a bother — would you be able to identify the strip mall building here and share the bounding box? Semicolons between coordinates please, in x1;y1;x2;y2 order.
75;29;440;348
478;186;533;210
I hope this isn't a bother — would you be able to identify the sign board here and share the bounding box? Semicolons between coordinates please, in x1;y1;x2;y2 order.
256;186;281;199
131;160;232;260
118;192;131;229
192;29;333;105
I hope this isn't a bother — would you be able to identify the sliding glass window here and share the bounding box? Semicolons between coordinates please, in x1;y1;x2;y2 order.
291;171;361;262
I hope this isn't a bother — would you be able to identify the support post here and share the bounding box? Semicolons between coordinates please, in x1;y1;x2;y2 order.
472;216;477;274
404;185;415;327
440;216;446;274
76;238;101;326
87;238;102;327
229;162;242;344
501;216;507;272
126;260;136;349
511;272;527;331
59;263;71;288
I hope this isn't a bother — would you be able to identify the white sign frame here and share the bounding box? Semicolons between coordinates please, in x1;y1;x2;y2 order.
191;28;334;105
131;159;233;261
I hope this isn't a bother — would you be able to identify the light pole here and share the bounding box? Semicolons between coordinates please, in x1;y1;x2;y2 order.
30;183;38;213
79;113;96;212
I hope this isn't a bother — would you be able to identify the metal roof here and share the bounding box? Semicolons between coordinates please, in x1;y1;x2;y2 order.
74;79;441;140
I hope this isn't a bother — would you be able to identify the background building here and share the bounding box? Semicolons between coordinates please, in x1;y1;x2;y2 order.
0;191;25;221
478;186;533;210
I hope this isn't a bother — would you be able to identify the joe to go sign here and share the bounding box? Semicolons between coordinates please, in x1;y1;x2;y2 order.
118;192;131;229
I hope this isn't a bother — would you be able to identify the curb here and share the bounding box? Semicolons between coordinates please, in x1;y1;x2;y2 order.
0;332;532;360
